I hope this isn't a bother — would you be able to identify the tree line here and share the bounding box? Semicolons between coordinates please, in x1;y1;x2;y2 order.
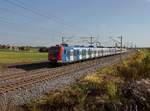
0;44;48;52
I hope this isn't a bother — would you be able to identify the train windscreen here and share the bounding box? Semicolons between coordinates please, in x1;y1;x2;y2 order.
49;47;60;57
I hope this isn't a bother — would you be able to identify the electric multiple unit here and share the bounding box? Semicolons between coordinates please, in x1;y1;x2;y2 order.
48;45;126;64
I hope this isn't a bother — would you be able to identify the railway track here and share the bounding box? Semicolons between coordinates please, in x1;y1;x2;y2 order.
0;52;132;95
0;61;88;84
0;59;102;93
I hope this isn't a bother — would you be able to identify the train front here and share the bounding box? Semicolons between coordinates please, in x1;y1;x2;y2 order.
48;45;63;63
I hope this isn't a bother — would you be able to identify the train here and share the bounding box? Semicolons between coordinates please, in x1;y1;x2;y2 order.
48;44;127;64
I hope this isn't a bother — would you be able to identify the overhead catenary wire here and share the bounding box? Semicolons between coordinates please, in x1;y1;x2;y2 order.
1;0;127;47
1;0;86;42
0;7;38;22
4;0;77;30
0;16;19;25
15;0;72;26
0;16;57;33
0;5;68;33
0;16;63;41
0;10;67;38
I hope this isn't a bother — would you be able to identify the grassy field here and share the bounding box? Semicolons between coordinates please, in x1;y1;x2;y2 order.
0;51;48;65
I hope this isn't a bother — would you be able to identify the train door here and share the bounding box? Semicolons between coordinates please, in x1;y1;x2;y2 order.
62;49;67;63
86;49;89;59
96;49;98;57
88;49;91;59
73;49;78;61
101;48;103;56
66;50;70;62
94;50;97;58
70;50;74;61
82;49;86;60
76;49;80;61
79;49;82;60
91;49;94;58
103;48;106;56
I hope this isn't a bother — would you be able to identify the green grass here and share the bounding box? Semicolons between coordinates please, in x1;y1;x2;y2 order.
0;51;48;65
0;48;38;52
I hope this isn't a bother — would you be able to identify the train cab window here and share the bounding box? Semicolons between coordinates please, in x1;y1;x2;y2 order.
49;47;60;56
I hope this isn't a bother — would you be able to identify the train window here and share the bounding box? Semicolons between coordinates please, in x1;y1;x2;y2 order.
79;50;81;55
98;51;100;55
74;50;77;56
82;50;86;55
86;50;88;55
77;50;79;55
64;50;66;54
91;50;94;54
70;51;74;56
76;50;78;55
49;47;60;56
88;49;91;55
67;51;70;56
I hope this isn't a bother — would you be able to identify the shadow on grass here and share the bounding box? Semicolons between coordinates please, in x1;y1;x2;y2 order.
7;62;57;71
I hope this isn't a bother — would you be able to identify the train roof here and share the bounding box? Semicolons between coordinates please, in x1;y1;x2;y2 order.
50;45;122;49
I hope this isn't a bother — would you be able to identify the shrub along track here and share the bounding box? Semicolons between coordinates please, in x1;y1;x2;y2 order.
0;50;135;105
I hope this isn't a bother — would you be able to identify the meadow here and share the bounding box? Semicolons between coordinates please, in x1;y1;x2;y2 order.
0;49;48;65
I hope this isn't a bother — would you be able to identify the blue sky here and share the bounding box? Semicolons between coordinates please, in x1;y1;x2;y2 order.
0;0;150;47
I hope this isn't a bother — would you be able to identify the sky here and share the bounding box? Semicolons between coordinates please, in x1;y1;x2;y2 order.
0;0;150;47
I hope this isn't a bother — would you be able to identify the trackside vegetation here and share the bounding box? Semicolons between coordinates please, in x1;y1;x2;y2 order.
26;49;150;111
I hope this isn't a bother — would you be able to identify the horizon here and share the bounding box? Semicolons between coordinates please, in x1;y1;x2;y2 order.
0;0;150;47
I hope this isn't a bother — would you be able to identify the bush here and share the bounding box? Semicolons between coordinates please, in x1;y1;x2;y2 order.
116;50;150;80
38;47;48;52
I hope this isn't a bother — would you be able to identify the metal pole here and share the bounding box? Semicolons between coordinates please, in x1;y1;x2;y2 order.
120;36;122;52
119;36;123;63
90;36;93;46
62;36;64;44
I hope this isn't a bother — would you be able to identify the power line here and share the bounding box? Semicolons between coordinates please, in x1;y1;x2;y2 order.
4;0;76;29
2;0;93;41
0;7;37;21
15;0;71;25
0;5;66;35
81;36;97;47
0;15;34;25
0;4;70;32
4;0;90;34
0;7;37;24
0;16;64;39
0;17;18;25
